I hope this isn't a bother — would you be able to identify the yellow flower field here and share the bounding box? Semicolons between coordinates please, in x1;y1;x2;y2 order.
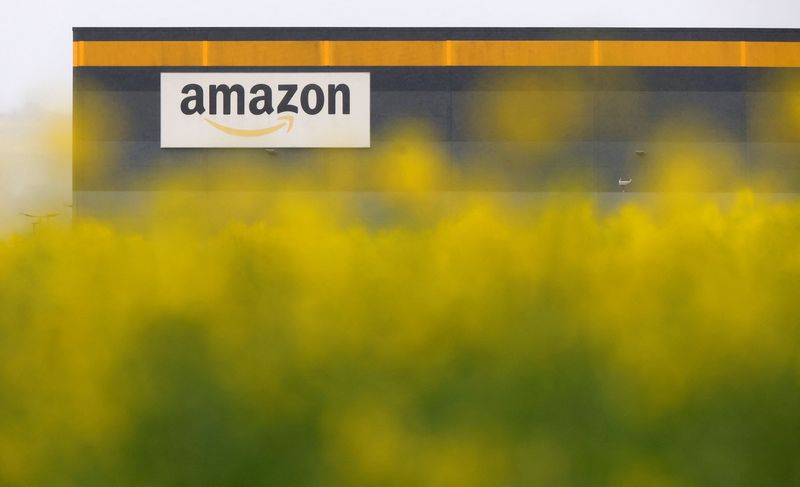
1;175;798;485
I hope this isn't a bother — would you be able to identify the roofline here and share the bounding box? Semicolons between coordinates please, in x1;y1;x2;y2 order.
72;27;800;42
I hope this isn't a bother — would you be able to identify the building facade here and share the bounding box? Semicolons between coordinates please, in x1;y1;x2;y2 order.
73;27;800;214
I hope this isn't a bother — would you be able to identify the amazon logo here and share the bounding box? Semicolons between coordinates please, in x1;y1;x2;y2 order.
161;72;370;148
179;82;351;137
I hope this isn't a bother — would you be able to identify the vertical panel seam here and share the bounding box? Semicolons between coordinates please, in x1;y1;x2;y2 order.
592;40;600;66
322;40;332;66
740;40;747;67
445;40;453;66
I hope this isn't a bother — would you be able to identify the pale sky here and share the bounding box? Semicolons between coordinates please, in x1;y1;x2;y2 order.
1;0;800;113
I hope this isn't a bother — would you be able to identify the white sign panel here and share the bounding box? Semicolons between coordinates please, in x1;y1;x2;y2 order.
161;72;370;148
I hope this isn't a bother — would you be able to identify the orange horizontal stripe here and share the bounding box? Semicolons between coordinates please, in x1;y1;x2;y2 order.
746;42;800;67
74;40;800;67
330;40;446;66
596;40;743;67
453;40;595;66
78;41;204;66
207;41;321;66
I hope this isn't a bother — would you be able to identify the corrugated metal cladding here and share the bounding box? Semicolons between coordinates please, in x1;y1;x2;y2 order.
74;28;800;197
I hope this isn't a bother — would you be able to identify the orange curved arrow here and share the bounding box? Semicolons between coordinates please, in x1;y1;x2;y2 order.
203;114;295;137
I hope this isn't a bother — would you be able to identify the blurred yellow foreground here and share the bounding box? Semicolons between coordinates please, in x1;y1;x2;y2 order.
1;108;800;485
1;187;799;486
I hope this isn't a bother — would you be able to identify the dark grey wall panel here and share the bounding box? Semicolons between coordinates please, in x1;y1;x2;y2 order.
595;67;748;92
747;92;800;143
74;90;160;141
595;141;749;191
73;64;800;192
450;91;594;142
746;68;800;92
371;91;451;141
450;142;596;191
75;67;453;92
449;67;596;91
75;66;763;94
594;91;747;141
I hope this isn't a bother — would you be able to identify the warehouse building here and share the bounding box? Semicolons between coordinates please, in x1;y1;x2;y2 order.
73;28;800;216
